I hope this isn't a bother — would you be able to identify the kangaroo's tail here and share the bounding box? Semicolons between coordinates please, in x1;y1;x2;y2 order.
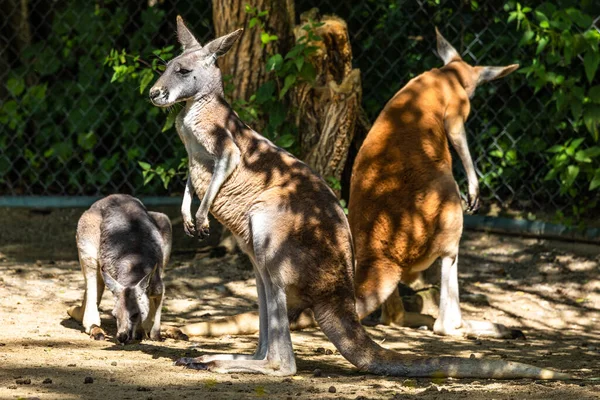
312;298;572;379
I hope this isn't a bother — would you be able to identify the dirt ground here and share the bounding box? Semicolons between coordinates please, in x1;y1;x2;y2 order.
0;207;599;400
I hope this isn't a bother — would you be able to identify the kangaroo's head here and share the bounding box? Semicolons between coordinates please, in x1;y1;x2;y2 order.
101;264;157;344
149;16;243;107
435;27;519;98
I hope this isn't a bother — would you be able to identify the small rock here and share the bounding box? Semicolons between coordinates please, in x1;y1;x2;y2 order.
42;378;52;384
137;386;152;392
111;361;117;366
110;377;116;382
84;377;94;384
68;363;76;367
7;385;17;390
328;386;336;393
231;375;240;379
324;349;333;355
469;353;476;359
282;378;292;383
16;378;31;385
475;340;482;345
36;260;43;266
586;346;596;351
312;369;322;377
417;325;429;330
316;347;325;354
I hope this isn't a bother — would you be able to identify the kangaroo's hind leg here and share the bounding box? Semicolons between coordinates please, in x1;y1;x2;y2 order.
175;209;297;376
68;208;106;340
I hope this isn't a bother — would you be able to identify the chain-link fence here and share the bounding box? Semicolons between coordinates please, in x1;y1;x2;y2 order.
1;0;599;220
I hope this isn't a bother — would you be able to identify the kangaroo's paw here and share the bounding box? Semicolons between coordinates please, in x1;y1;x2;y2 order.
89;325;106;341
162;327;189;341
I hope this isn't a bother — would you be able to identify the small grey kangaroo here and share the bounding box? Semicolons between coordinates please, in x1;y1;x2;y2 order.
67;194;172;344
147;16;569;379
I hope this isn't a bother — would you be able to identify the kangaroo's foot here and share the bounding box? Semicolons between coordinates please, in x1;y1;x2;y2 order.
175;357;294;376
433;318;525;339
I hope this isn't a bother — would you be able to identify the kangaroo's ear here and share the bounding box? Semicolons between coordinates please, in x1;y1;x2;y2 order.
136;263;158;292
477;64;520;83
203;29;244;58
101;266;125;294
435;27;461;65
177;15;201;51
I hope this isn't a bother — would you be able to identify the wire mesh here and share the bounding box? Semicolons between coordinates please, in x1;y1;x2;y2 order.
1;0;598;218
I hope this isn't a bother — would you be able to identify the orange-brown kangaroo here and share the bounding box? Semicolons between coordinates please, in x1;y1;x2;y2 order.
349;28;521;338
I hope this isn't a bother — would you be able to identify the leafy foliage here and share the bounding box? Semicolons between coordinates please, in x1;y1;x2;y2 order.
505;1;599;220
0;1;193;195
108;5;323;188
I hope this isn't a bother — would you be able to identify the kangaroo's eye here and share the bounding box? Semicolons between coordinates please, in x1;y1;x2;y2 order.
177;68;192;75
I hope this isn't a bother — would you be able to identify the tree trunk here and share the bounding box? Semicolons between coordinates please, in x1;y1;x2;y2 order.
212;0;295;102
290;10;366;197
0;0;33;98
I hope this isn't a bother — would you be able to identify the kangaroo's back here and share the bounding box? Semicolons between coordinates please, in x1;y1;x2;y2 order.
349;67;462;282
94;194;164;284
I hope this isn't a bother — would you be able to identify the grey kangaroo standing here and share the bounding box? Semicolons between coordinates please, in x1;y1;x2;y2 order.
147;16;569;379
67;194;172;344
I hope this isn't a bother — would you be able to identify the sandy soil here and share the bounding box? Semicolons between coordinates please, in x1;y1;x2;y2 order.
0;207;599;399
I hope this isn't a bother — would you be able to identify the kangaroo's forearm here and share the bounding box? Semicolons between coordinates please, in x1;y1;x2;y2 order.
197;144;241;217
182;176;195;217
446;121;478;192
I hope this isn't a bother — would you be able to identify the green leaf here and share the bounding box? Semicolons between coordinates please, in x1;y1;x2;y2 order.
536;36;549;55
584;50;599;84
564;165;580;188
139;70;154;94
570;97;582;120
533;10;548;22
268;102;286;129
266;54;283;72
260;32;278;45
276;133;295;149
138;161;151;170
77;131;97;150
255;81;276;104
581;146;600;158
574;150;592;163
299;62;316;83
590;170;600;190
589;86;600;103
279;74;296;99
565;8;593;29
294;56;304;72
583;104;600;141
6;78;25;97
546;145;564;153
519;30;534;46
162;109;177;132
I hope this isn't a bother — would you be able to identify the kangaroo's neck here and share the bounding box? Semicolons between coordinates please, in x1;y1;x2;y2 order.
182;93;237;133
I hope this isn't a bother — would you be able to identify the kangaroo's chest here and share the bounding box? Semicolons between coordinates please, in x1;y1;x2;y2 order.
176;110;214;197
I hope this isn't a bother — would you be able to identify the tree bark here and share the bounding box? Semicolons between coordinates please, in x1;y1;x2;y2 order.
212;0;295;102
291;10;365;197
0;0;33;98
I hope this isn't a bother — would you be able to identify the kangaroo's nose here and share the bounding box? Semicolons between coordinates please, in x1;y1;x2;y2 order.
116;332;129;344
149;87;161;100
